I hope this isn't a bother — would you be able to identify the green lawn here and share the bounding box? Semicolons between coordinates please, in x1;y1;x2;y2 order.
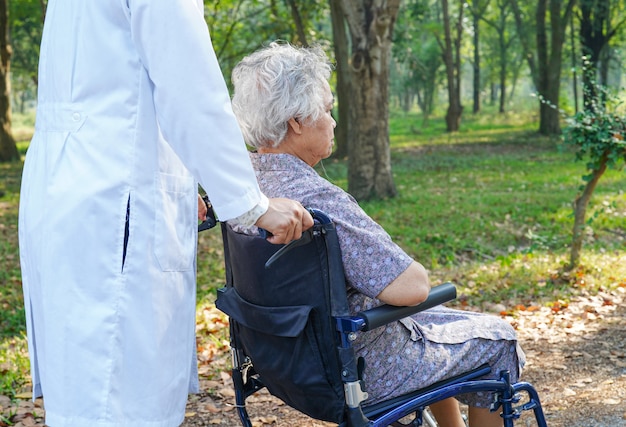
1;109;625;398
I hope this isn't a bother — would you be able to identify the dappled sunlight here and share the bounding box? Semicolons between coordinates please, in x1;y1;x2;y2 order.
391;129;556;153
389;109;541;149
195;300;231;379
0;335;30;398
431;250;626;310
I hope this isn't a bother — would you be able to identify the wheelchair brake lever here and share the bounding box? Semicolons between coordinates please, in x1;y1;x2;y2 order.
264;231;313;269
261;208;324;268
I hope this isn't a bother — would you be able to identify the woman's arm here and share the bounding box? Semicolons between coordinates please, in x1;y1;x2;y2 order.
376;261;431;306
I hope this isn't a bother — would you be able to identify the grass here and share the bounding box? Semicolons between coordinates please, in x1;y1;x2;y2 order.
0;160;29;398
320;108;625;304
1;107;625;399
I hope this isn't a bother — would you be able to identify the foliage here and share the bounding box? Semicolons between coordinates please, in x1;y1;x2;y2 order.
392;0;444;120
561;59;626;268
0;337;30;398
8;0;45;110
204;0;331;89
562;80;626;180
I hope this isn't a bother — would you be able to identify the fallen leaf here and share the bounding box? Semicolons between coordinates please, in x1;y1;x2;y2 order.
14;393;32;400
563;388;577;396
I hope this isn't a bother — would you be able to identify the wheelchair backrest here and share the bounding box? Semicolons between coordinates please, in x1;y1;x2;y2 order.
216;219;350;423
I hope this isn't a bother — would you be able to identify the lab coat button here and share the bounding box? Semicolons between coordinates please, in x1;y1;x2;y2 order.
72;112;81;121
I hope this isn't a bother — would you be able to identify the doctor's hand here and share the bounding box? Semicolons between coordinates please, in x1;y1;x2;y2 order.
255;198;314;245
197;194;208;221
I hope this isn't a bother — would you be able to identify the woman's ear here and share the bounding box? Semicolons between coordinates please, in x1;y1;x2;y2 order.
288;117;302;135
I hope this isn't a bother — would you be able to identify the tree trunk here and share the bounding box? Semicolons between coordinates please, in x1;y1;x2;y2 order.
286;0;309;46
468;0;490;114
440;0;464;132
536;0;574;136
510;0;538;89
499;54;506;114
40;0;47;21
0;0;17;162
472;11;480;114
340;0;398;200
570;10;579;114
579;0;620;110
568;154;608;270
330;0;351;159
493;0;512;114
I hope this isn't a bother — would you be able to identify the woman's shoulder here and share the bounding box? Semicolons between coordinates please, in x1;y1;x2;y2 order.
252;153;337;188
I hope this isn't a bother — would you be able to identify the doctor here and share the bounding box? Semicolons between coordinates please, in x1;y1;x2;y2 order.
18;1;312;427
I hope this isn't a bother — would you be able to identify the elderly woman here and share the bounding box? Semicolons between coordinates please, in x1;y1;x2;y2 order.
230;42;525;427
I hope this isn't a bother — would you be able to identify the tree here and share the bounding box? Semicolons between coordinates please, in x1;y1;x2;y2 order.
535;0;575;135
510;0;538;88
481;0;516;113
569;9;580;113
286;0;310;46
340;0;400;200
562;64;626;269
578;0;626;108
329;0;351;159
204;0;329;88
511;0;577;133
438;0;465;132
0;0;17;162
392;0;443;124
467;0;490;114
397;34;443;123
8;0;45;118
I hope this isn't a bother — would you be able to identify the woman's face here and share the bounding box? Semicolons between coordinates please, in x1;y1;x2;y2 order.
296;82;336;167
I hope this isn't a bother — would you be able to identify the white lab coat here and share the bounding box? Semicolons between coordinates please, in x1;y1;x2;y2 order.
18;1;262;426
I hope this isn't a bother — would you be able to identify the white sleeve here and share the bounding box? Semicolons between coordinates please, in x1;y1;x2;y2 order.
128;0;261;220
229;193;269;227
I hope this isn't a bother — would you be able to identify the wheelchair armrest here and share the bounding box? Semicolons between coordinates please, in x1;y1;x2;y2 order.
357;282;457;331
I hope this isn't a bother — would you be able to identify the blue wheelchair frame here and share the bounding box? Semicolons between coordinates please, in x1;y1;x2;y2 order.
209;208;548;427
337;299;546;426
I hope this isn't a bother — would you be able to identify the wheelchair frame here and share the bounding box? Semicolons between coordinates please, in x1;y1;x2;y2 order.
207;208;548;427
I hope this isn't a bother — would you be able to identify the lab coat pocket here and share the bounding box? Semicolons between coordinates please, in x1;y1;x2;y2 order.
154;173;196;271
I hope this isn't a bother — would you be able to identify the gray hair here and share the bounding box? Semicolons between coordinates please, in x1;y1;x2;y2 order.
231;42;333;149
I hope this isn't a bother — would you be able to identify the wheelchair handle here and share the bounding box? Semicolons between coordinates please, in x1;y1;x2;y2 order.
198;195;218;232
263;208;330;269
357;282;457;331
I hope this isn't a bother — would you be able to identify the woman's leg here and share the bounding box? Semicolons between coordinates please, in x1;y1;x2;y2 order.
428;398;465;427
468;406;502;427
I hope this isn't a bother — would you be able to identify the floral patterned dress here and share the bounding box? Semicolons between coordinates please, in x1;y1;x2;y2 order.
248;153;525;407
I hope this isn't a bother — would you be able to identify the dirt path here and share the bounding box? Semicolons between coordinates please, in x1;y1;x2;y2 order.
513;291;626;427
2;290;625;427
179;289;626;427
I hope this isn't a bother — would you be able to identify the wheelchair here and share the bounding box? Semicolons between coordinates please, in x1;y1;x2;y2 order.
203;208;548;427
